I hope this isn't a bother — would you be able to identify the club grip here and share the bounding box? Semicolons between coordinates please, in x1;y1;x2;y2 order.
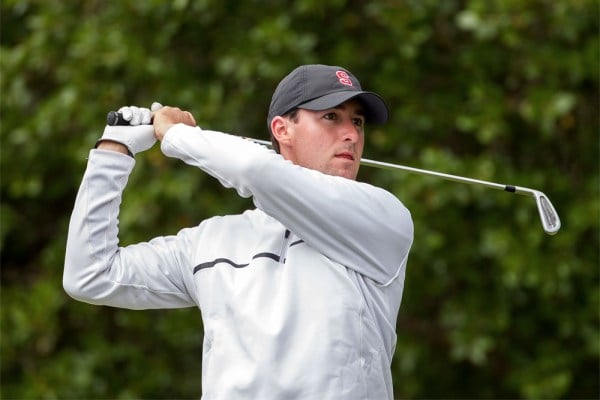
106;111;129;126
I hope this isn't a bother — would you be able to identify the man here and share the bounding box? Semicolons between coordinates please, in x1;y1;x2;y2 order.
64;64;414;399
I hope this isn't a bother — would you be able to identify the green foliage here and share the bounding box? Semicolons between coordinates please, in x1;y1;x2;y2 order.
2;0;597;398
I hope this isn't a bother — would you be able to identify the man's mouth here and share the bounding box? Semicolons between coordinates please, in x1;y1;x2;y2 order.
335;152;354;161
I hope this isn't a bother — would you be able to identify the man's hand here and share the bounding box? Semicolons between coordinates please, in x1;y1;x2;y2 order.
153;106;197;141
97;104;158;156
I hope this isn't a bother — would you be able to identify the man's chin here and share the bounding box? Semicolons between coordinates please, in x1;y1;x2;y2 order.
327;160;359;180
325;168;357;180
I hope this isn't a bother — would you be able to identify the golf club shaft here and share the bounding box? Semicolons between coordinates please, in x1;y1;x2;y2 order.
360;158;531;196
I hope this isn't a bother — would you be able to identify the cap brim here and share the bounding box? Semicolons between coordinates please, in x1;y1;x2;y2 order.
298;91;389;124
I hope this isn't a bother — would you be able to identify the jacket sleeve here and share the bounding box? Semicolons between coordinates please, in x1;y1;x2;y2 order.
63;149;197;309
161;125;413;285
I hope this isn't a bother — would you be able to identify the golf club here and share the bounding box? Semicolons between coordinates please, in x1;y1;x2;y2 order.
106;110;561;235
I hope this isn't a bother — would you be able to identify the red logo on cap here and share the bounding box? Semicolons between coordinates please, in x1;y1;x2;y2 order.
336;71;353;86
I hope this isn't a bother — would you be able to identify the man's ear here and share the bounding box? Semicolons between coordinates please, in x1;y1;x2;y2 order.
270;116;293;149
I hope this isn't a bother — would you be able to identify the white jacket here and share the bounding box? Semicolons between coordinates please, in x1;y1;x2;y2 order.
64;124;414;399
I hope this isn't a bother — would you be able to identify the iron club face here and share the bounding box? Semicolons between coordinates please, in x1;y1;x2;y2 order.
532;190;561;235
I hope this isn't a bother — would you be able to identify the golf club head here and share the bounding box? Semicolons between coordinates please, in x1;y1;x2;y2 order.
533;191;561;235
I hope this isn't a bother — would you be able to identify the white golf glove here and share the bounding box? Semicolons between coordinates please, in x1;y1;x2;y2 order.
98;102;163;156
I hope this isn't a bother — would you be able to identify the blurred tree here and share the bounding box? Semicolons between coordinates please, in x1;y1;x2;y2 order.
1;0;597;398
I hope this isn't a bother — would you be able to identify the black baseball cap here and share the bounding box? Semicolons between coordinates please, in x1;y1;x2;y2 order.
267;64;389;130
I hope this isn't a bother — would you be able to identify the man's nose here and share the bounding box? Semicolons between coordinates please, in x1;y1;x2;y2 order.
340;119;360;143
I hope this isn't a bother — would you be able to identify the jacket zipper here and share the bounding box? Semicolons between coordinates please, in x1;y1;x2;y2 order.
278;229;291;264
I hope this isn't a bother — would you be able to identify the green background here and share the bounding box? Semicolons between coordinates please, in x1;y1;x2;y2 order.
1;0;598;398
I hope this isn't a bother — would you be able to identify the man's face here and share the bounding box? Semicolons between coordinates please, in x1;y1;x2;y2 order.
278;99;366;180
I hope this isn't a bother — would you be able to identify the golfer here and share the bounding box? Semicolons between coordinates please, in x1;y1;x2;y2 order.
64;64;414;399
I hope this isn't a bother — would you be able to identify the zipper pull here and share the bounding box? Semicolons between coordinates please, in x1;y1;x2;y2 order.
280;229;291;264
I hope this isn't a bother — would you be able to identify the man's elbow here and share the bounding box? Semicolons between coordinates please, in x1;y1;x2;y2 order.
62;260;96;303
63;268;85;301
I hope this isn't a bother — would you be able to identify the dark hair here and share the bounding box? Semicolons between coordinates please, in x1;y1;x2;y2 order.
269;109;299;154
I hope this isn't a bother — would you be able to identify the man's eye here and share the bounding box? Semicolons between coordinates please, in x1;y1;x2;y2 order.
353;118;365;127
324;113;337;120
